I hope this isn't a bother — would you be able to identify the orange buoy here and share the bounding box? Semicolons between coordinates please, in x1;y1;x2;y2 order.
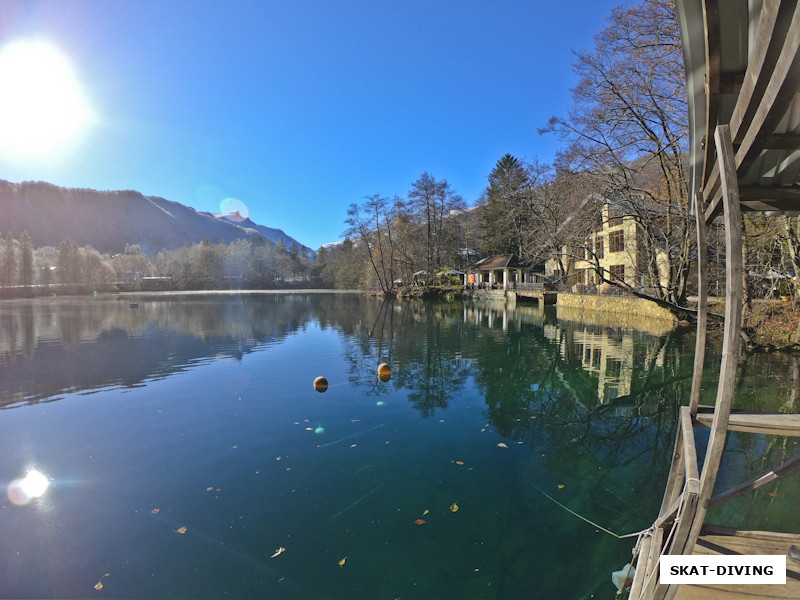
377;363;391;376
313;376;328;392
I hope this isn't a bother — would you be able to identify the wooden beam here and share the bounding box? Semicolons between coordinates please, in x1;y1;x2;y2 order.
700;0;722;196
719;71;745;94
686;124;745;557
764;132;800;150
708;453;800;508
681;407;700;492
689;192;708;415
739;185;800;200
696;411;800;435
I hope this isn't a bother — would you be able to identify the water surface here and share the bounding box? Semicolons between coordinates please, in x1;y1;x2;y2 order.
1;293;798;599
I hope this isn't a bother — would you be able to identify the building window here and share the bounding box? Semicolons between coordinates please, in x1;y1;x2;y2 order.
610;264;625;281
608;205;624;226
595;237;604;259
609;230;625;253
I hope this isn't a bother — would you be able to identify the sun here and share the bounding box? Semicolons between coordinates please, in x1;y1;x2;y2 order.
0;39;94;162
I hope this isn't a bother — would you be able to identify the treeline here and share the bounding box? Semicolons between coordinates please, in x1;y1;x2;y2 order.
0;232;314;294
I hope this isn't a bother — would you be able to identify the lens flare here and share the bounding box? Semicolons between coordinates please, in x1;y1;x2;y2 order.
219;197;249;221
7;469;50;505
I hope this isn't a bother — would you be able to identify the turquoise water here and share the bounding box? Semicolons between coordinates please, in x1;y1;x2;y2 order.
0;293;797;599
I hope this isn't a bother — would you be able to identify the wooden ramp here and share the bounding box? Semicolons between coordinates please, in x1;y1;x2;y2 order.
673;526;800;600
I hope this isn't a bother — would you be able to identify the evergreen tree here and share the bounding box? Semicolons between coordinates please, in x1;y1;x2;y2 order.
3;232;16;287
18;231;34;287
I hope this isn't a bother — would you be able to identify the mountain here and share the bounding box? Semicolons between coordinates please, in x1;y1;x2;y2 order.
0;179;315;258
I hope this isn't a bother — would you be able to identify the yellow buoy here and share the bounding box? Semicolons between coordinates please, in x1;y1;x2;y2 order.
313;376;328;392
377;363;391;376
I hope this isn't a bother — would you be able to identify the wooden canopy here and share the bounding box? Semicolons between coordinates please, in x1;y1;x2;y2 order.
677;0;800;221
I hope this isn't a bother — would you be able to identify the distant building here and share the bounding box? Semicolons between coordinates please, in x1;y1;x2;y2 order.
465;255;544;289
546;202;669;290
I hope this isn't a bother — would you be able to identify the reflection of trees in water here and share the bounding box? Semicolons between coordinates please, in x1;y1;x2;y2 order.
337;300;473;410
0;294;356;408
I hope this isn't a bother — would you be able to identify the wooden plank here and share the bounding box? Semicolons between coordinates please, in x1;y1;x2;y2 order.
642;526;665;600
708;452;800;508
685;124;745;558
735;4;800;180
700;0;722;197
695;411;800;436
701;524;800;544
629;533;653;600
681;406;700;493
729;0;785;146
658;418;689;522
689;192;708;416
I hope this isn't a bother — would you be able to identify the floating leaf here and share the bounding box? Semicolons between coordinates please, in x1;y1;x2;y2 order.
338;557;347;566
94;581;103;591
497;443;508;448
450;503;459;512
414;519;426;525
176;526;187;534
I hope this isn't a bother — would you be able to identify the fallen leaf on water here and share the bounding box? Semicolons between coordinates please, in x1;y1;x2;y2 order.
94;581;103;591
150;508;160;514
338;557;347;566
414;519;426;525
271;547;286;558
176;526;187;534
557;484;565;489
497;443;508;448
450;503;459;512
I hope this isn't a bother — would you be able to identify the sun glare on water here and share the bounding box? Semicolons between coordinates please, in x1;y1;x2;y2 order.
7;469;50;505
0;39;94;163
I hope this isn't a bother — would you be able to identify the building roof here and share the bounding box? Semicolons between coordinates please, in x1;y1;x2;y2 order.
676;0;800;222
468;254;521;271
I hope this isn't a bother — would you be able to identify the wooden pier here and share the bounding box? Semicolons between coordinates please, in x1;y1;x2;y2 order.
628;1;800;599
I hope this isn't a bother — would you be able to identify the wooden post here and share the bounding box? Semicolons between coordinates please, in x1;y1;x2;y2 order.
689;191;708;415
681;124;744;560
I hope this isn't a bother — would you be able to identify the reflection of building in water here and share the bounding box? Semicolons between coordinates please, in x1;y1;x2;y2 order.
463;301;547;331
543;323;665;404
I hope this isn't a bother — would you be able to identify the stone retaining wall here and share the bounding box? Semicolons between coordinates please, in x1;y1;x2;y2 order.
557;293;677;330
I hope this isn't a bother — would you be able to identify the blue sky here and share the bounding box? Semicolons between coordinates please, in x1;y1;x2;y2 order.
1;0;622;250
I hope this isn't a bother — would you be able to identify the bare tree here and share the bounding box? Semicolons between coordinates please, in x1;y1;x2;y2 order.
344;195;398;297
541;0;692;305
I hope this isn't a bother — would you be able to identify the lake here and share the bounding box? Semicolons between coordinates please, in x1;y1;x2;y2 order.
1;292;798;599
